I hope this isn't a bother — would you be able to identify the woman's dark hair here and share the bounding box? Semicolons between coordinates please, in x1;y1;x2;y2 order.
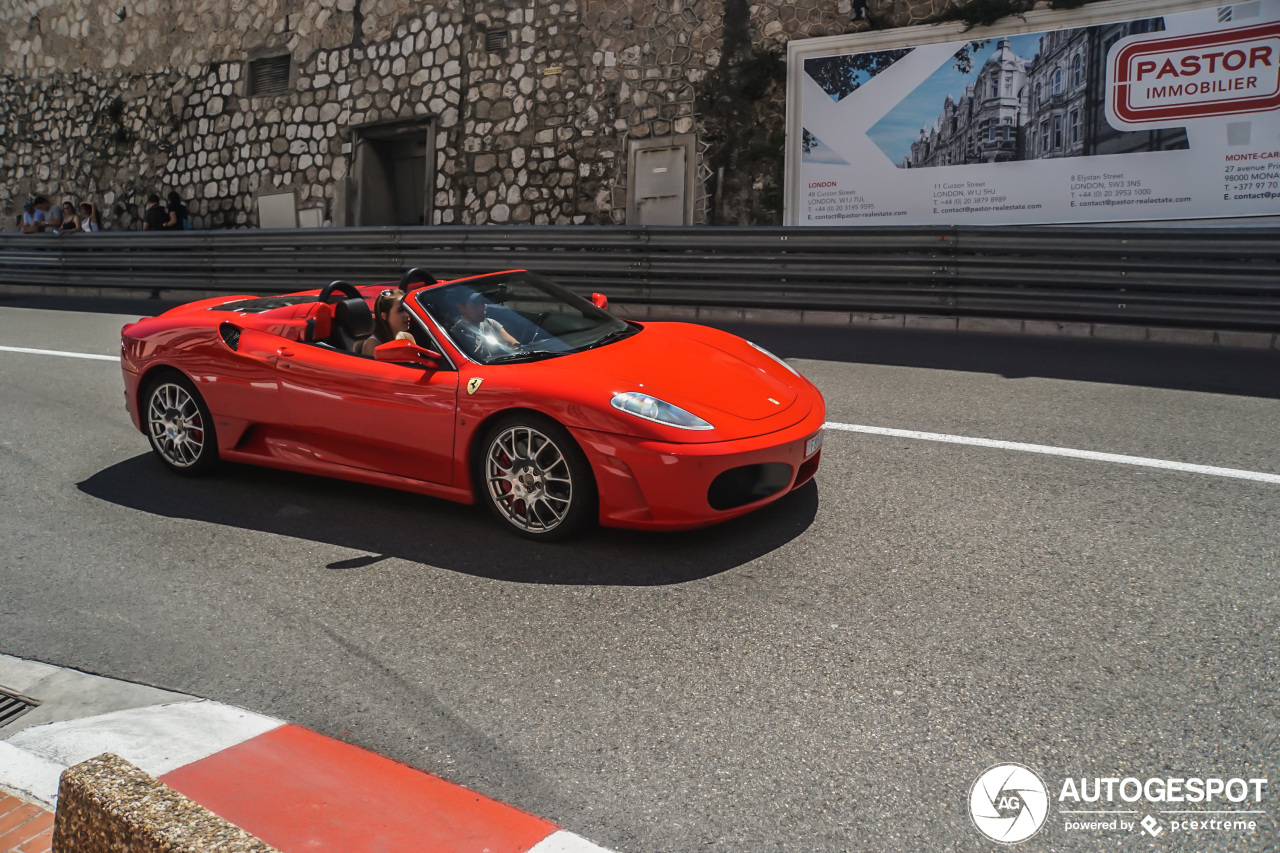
371;289;406;345
167;191;183;207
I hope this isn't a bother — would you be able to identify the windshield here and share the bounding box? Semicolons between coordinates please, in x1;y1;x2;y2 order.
415;271;634;364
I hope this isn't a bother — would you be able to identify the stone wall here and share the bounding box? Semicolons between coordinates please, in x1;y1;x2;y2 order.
0;0;961;230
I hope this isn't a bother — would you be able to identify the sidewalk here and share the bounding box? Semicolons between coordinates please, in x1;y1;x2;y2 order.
0;792;53;853
0;655;609;853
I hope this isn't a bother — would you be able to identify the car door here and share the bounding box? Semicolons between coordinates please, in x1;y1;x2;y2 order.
275;343;459;485
199;325;296;452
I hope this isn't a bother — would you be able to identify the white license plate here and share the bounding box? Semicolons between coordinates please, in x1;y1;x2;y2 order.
805;431;823;457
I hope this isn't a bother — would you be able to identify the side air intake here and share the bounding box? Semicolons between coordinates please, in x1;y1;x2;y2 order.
219;322;242;351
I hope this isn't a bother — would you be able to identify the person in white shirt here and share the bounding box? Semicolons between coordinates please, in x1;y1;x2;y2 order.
78;201;102;233
450;292;520;360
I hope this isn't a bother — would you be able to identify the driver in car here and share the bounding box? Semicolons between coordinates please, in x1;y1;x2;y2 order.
451;292;521;360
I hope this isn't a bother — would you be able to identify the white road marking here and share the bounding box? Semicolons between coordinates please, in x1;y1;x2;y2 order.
2;344;1274;486
825;422;1280;485
527;831;616;853
0;345;118;362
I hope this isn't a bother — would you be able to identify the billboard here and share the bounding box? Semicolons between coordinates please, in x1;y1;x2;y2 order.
784;0;1280;226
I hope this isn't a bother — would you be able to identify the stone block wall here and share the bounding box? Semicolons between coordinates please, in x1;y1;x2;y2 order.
1;0;961;230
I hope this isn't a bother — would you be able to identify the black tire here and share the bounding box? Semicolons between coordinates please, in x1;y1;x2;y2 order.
143;372;220;476
477;413;597;541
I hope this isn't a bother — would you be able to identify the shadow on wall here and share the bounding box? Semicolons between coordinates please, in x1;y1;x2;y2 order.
77;454;819;585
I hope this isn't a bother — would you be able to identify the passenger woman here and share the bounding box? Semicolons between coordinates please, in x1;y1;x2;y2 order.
358;288;416;356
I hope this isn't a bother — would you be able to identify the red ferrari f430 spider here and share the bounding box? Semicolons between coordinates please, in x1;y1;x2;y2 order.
120;269;825;539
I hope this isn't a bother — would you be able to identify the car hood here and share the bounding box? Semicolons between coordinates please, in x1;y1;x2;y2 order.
542;322;800;421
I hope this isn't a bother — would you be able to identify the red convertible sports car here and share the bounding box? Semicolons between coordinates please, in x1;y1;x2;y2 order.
120;269;825;539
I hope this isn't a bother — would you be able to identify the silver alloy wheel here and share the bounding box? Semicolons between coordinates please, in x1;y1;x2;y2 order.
147;382;205;468
485;425;574;533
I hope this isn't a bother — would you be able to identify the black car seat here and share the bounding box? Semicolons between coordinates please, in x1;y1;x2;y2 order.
331;296;375;353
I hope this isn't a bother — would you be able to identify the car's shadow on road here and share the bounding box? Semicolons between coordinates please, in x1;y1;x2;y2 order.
78;454;818;585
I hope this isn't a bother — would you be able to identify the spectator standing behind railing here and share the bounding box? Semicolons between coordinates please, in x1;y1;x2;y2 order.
20;199;39;232
142;193;167;231
45;198;64;233
78;201;102;233
21;196;54;233
163;191;191;230
58;201;81;234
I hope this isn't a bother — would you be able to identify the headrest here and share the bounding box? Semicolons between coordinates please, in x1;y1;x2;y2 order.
333;296;375;338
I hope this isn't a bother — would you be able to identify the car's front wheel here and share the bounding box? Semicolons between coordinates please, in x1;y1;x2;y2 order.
479;414;596;540
144;373;219;476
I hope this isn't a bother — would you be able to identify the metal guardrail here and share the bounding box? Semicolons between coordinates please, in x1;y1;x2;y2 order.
1;225;1278;331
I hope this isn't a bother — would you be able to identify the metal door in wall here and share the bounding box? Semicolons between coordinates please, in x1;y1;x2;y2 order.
627;135;695;226
634;146;686;226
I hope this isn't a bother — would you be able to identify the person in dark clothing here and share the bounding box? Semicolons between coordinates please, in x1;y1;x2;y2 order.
164;191;190;230
143;194;167;231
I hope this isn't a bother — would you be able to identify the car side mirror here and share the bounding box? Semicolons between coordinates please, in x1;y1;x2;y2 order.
374;339;444;370
591;292;609;310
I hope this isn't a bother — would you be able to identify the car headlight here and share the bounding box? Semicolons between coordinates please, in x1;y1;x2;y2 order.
611;392;713;431
748;341;800;377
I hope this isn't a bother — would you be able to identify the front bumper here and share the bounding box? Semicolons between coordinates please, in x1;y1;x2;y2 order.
572;402;826;531
122;364;142;432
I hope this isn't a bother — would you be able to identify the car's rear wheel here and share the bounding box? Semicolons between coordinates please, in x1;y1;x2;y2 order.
144;373;219;476
479;414;596;540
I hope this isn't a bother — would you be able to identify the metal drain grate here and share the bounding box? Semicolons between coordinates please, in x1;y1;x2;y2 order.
0;688;38;727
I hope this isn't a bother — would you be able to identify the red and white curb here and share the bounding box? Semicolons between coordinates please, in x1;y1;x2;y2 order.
0;699;610;852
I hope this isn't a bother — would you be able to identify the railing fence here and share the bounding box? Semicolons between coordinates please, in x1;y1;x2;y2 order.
2;225;1277;330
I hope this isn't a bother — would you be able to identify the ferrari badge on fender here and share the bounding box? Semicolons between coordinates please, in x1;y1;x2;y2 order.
467;377;484;395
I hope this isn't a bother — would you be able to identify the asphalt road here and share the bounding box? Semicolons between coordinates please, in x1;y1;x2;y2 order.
2;296;1278;852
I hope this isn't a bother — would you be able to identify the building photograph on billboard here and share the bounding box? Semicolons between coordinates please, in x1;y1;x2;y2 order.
785;0;1280;226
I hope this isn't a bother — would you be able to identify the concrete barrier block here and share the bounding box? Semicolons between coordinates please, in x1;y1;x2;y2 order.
801;310;851;326
164;289;231;301
1024;319;1091;338
904;315;958;331
696;306;746;323
40;286;101;297
1215;330;1276;350
646;305;699;321
958;317;1023;335
850;313;904;327
1147;327;1216;346
53;753;277;853
610;302;648;319
1092;323;1148;341
741;308;803;325
0;284;47;295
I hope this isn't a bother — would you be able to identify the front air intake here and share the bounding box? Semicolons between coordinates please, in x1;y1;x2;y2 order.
707;463;792;511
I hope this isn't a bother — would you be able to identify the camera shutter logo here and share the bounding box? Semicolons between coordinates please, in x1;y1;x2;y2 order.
969;764;1050;844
